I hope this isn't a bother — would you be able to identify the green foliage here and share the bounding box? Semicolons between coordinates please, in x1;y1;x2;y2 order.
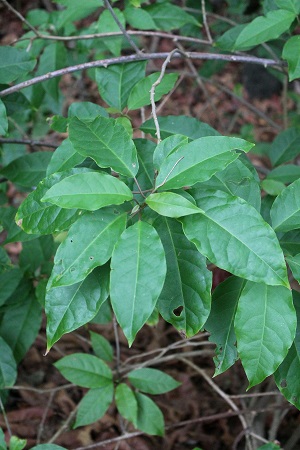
1;0;300;445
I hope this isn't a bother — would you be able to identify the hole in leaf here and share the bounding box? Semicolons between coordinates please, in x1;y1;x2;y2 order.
89;256;94;260
280;379;287;388
70;267;76;272
173;306;183;317
70;239;73;243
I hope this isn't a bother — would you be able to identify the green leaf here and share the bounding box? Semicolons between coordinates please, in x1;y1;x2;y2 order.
233;10;296;51
275;291;300;409
216;24;247;52
155;137;254;191
16;170;82;235
181;189;288;287
199;156;261;211
280;230;300;256
68;101;108;119
8;436;26;450
42;172;133;210
0;46;36;83
0;428;6;450
124;5;158;30
54;353;112;388
275;0;300;13
146;3;199;30
154;217;212;337
97;9;125;56
271;178;300;232
146;192;202;218
0;99;8;136
256;445;281;450
140;115;220;140
133;139;156;202
266;164;300;184
0;337;17;388
90;331;113;362
48;208;127;287
135;392;164;436
205;276;245;376
74;383;114;428
286;254;300;282
128;73;178;110
0;267;23;307
283;36;300;81
36;42;67;101
96;62;147;110
235;282;296;388
46;266;109;350
268;127;300;167
261;179;285;196
153;134;188;170
46;139;85;176
19;235;54;273
0;152;53;187
69;116;139;177
128;368;180;394
54;0;102;29
0;281;42;362
110;221;166;345
115;383;138;427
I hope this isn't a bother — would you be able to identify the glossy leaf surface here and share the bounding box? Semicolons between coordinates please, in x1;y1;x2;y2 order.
155;137;253;190
69;116;138;177
128;72;178;110
49;208;127;287
135;392;164;436
154;217;212;336
128;368;180;394
146;192;202;218
74;383;114;428
115;383;138;427
0;337;17;388
235;282;296;387
16;170;82;235
182;189;288;287
54;353;112;388
42;172;133;210
275;290;300;410
271;178;300;232
110;221;166;345
205;276;245;376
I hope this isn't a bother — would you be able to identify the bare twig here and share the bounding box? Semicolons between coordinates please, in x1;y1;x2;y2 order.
0;52;285;98
103;0;141;54
47;405;79;444
6;383;74;393
150;49;180;142
0;396;12;438
72;406;282;450
201;0;213;44
0;0;41;37
179;357;254;450
0;138;58;148
36;391;55;444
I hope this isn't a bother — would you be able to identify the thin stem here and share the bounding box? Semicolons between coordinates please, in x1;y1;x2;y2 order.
179;357;254;450
11;30;210;45
133;177;146;198
154;156;184;190
282;72;289;130
0;0;41;37
36;391;55;444
47;405;79;443
103;0;141;54
113;315;121;379
0;52;285;98
0;138;58;148
201;0;213;44
150;49;179;142
0;396;12;438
